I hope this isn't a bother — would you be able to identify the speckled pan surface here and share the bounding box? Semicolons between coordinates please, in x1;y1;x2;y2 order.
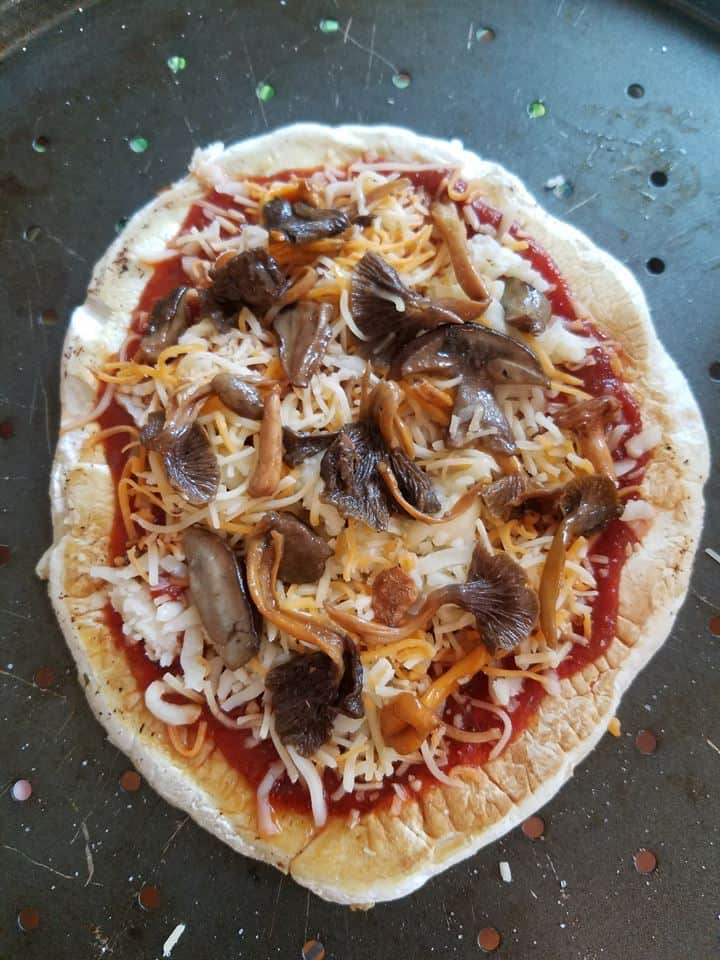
1;1;718;957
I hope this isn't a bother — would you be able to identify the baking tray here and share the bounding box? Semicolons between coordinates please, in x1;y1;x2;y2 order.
1;1;718;957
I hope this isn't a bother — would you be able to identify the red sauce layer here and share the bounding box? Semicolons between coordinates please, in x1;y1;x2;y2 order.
100;165;647;819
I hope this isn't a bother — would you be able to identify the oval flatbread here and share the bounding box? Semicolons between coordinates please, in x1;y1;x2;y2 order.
39;124;709;905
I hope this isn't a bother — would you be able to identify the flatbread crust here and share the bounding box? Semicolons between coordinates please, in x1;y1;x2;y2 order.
39;124;709;905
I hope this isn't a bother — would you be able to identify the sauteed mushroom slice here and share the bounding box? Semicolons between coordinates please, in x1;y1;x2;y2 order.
539;475;623;646
182;526;259;669
208;249;289;315
254;511;332;583
210;374;264;420
137;286;193;363
141;410;219;505
273;301;333;387
555;396;621;479
430;202;490;302
282;427;337;467
501;278;551;335
263;198;351;244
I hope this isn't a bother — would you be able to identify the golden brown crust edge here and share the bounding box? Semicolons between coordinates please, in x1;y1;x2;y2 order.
41;125;709;906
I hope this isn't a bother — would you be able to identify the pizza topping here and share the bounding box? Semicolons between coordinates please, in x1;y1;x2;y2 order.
391;323;548;453
330;543;537;654
182;526;259;668
371;566;418;626
208;249;289;316
539;475;622;646
320;420;440;530
141;410;219;505
210;373;263;419
248;386;283;498
282;426;337;466
480;471;553;520
267;635;363;757
262;198;351;244
350;251;463;343
253;511;332;583
430;202;490;303
137;286;193;363
555;395;621;479
273;301;333;387
501;277;551;335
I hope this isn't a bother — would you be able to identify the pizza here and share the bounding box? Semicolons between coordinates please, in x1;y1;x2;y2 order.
39;124;709;905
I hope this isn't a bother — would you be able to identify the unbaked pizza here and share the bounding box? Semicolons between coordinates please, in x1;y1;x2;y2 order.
39;124;708;904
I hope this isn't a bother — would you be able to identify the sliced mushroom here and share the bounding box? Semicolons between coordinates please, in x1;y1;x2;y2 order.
254;511;332;583
501;278;551;335
245;529;345;670
481;471;556;520
210;374;264;419
320;421;439;531
539;475;623;646
368;380;414;457
555;396;621;479
281;427;337;467
329;543;538;654
430;202;490;302
273;301;333;387
350;252;464;343
141;410;219;505
266;636;363;757
182;526;259;669
248;386;283;499
372;566;418;626
263;198;351;244
137;286;193;363
391;323;548;454
208;249;289;315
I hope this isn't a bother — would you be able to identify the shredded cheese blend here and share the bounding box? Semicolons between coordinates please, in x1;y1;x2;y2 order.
87;153;653;825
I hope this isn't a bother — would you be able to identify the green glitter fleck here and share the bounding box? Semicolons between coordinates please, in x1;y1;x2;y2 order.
319;17;339;33
32;135;50;153
129;136;149;153
167;55;187;73
527;100;547;119
256;81;275;101
392;71;411;90
115;217;129;233
475;27;496;42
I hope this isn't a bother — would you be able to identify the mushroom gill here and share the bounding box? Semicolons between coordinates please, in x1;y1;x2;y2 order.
208;249;289;316
391;323;548;454
538;474;623;646
273;301;333;387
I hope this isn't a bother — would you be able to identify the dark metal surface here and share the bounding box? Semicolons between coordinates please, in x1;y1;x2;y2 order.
1;1;718;957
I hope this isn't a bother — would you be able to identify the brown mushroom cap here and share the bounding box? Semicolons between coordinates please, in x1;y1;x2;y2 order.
263;198;351;244
137;286;193;363
210;374;264;419
319;421;439;531
282;427;337;467
557;474;623;539
253;511;332;584
350;252;464;343
501;278;552;335
208;249;289;315
391;323;548;454
554;395;620;432
266;635;363;757
273;301;333;387
182;526;259;669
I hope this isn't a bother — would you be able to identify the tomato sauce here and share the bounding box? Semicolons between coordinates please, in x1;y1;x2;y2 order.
99;165;650;820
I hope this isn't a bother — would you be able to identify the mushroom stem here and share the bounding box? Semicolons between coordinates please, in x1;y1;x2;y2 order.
245;534;344;669
431;202;490;302
369;382;414;457
380;643;490;754
538;519;574;647
264;266;318;325
578;427;616;479
248;386;283;498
